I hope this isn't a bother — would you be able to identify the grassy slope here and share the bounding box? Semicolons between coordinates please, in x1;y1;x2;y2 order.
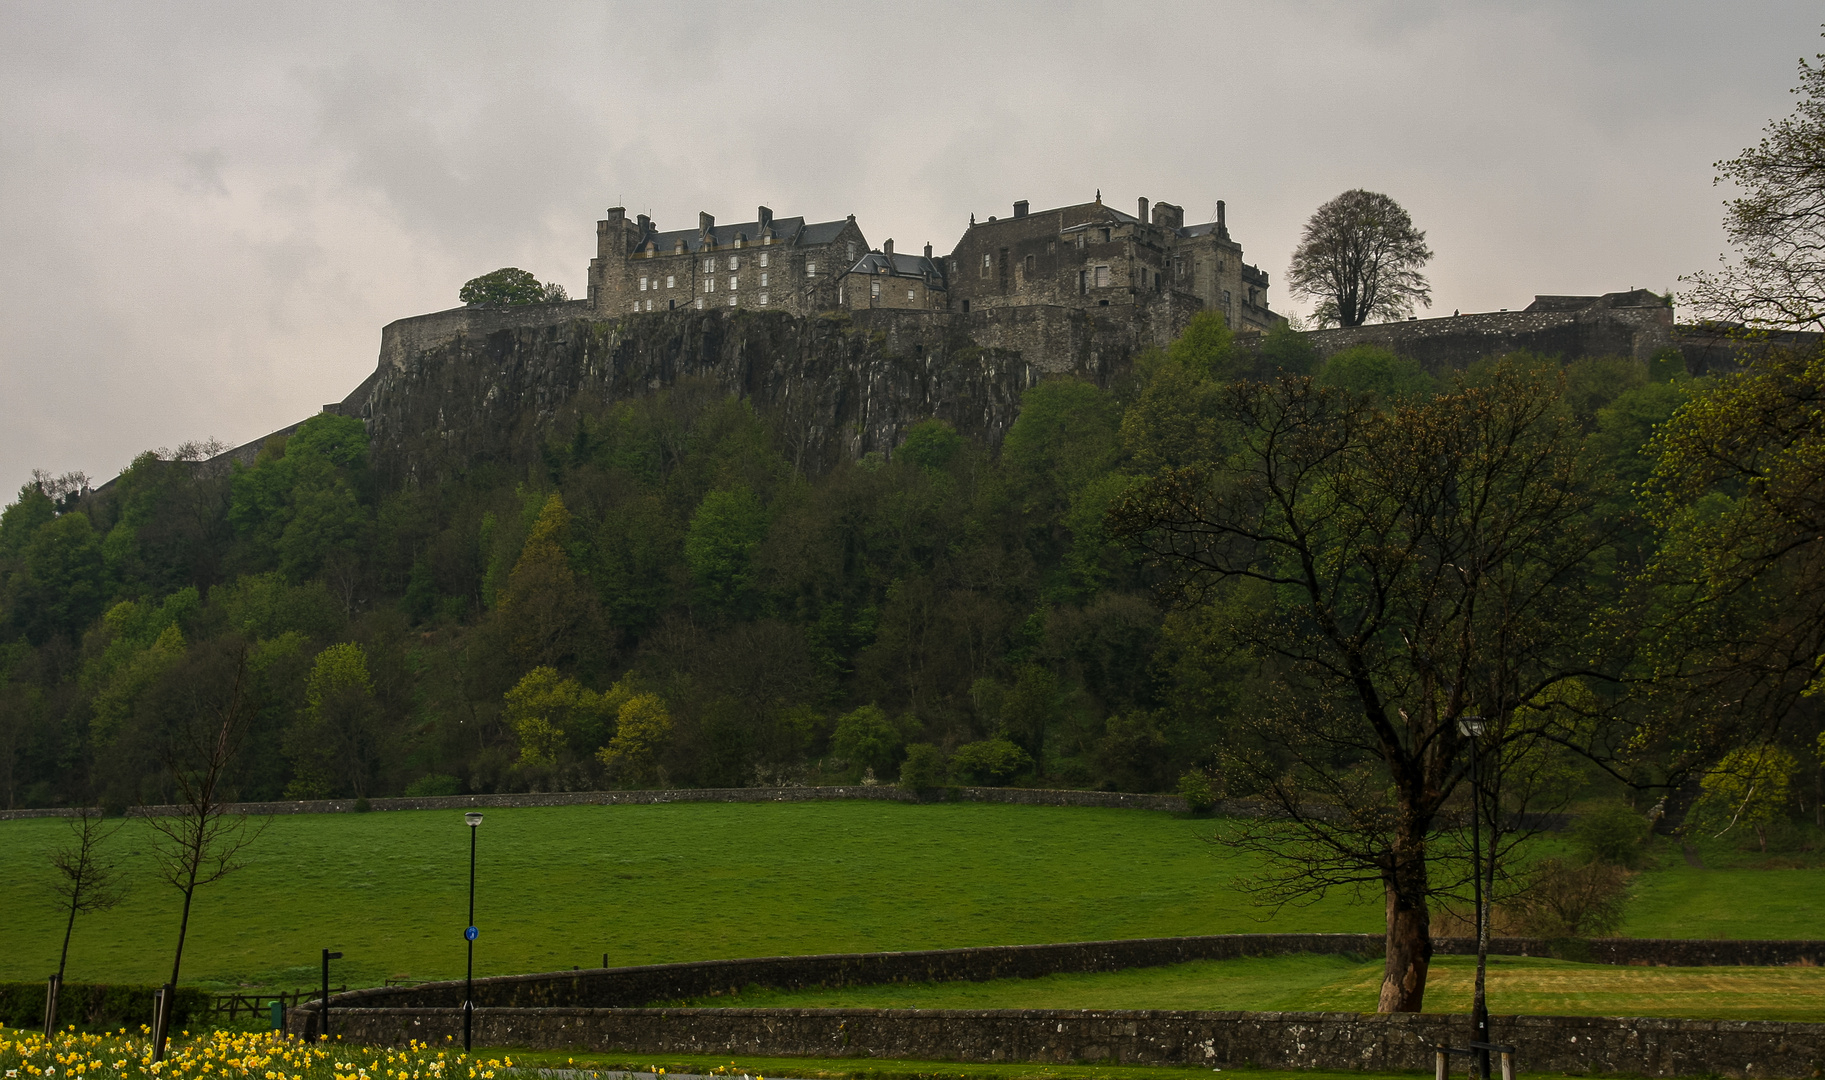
679;954;1825;1022
1;801;1820;993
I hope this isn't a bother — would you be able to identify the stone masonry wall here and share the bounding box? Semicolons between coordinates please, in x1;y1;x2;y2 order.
1302;303;1676;374
306;1006;1825;1078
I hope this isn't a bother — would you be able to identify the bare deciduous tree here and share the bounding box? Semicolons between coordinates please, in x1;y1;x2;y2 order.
1111;363;1620;1012
141;639;267;1059
43;806;128;1031
1287;189;1432;328
1684;40;1825;330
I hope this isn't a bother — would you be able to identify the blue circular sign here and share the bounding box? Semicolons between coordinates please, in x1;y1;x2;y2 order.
464;925;479;941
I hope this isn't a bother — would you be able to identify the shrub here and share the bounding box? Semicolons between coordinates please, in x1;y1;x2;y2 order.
831;704;904;779
0;982;209;1031
1503;857;1631;938
459;267;547;307
1178;769;1217;813
899;743;946;790
1571;801;1650;868
404;773;462;797
949;738;1031;786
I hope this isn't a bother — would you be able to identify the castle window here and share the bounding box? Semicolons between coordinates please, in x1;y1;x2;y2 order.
632;302;639;313
695;297;704;309
871;281;881;299
728;256;739;270
1024;254;1035;275
639;277;648;291
846;242;856;262
703;257;715;272
759;292;769;305
729;295;738;306
760;272;769;287
1094;265;1110;288
666;275;675;288
1224;290;1232;305
705;278;714;293
1048;241;1056;254
758;253;769;268
729;275;739;291
980;253;990;277
645;298;653;311
1078;269;1087;294
907;289;915;301
1100;228;1111;243
806;261;817;276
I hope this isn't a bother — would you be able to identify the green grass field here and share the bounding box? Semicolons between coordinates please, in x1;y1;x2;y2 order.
1;801;1821;998
672;953;1825;1022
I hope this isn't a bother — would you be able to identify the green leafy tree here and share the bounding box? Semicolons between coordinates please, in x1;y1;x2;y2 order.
8;512;108;644
503;666;616;766
949;738;1031;785
830;703;903;779
1288;189;1433;327
685;486;769;616
896;420;963;470
597;689;673;788
1316;345;1437;402
898;743;946;789
1692;744;1797;851
460;268;549;307
284;642;383;798
496;493;603;669
1165;311;1237;380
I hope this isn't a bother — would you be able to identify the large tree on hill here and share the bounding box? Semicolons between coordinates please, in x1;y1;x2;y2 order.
1288;189;1432;328
1684;38;1825;330
1110;362;1622;1012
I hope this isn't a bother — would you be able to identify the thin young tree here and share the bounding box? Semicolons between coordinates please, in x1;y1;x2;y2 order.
141;638;267;1059
44;806;128;1031
1110;362;1622;1012
1287;189;1433;327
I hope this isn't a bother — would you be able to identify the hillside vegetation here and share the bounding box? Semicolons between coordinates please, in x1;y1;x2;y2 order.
0;318;1739;811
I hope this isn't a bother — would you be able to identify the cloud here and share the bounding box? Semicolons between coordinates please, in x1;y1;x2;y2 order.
0;0;1816;498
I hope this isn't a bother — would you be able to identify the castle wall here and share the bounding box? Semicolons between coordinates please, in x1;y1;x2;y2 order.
1301;302;1676;374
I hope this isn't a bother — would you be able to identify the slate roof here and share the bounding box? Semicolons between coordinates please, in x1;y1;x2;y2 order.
1175;221;1232;240
639;216;853;253
847;250;945;281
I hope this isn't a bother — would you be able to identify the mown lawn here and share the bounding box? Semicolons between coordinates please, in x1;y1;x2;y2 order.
680;953;1825;1022
1;800;1820;994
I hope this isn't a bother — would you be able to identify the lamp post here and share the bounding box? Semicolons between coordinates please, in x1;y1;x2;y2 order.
463;812;483;1052
1458;715;1490;1080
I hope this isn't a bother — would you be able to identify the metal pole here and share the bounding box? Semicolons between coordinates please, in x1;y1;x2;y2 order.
1470;737;1490;1080
465;821;476;1052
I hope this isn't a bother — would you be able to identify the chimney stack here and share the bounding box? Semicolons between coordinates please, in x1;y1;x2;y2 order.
924;242;932;259
699;211;715;235
758;205;773;229
1216;200;1227;238
1013;200;1029;219
883;238;894;257
1138;196;1149;223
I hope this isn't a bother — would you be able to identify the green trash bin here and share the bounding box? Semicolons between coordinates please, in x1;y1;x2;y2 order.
270;1000;285;1032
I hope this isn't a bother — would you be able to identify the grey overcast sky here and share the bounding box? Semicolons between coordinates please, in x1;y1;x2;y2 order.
0;1;1816;498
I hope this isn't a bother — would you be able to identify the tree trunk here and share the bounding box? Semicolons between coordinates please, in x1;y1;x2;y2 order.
1378;845;1432;1012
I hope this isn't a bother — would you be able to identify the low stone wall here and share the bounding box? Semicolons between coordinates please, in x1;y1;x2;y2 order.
316;935;1825;1015
307;1006;1825;1078
10;785;1183;821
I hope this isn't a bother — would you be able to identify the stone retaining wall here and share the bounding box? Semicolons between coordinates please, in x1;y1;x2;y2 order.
304;1006;1825;1078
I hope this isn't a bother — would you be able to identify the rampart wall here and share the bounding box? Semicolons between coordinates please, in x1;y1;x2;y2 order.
1302;302;1676;374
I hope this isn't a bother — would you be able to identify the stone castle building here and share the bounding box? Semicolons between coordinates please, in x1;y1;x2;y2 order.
587;192;1282;331
588;206;870;317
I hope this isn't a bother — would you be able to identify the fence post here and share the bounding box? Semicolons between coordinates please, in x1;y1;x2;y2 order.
1436;1049;1449;1080
1499;1051;1515;1080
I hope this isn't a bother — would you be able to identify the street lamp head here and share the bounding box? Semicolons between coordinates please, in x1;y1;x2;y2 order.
465;812;484;828
1458;715;1487;738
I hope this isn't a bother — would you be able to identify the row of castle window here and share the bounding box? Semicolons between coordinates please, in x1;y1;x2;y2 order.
633;293;772;312
640;269;799;292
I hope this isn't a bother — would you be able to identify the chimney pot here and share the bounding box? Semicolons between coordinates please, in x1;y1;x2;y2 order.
1013;200;1029;218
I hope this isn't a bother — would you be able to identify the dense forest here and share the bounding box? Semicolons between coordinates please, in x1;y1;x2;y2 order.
0;312;1819;835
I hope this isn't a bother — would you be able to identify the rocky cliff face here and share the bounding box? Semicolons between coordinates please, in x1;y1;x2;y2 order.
343;302;1159;485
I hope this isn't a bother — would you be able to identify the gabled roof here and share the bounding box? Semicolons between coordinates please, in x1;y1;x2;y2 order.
638;215;854;254
847;250;945;281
